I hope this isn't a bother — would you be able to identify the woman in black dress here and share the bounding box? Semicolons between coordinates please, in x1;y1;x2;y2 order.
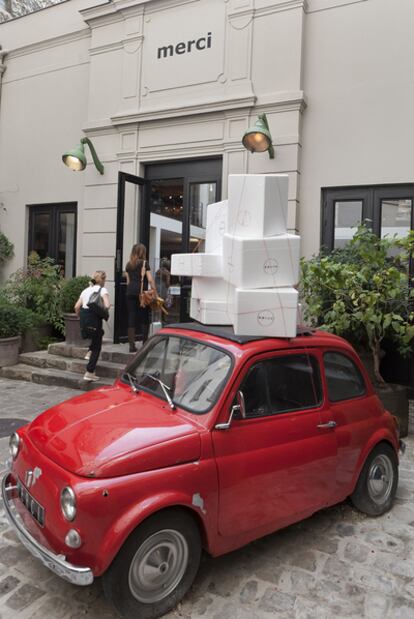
125;244;157;352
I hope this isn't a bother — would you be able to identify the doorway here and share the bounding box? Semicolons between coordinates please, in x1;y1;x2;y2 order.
145;158;222;324
114;158;222;343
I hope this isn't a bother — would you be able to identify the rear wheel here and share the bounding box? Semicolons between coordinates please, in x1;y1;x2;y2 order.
103;510;201;619
351;443;398;516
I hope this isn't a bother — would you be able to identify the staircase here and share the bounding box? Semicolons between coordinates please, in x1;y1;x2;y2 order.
0;342;137;391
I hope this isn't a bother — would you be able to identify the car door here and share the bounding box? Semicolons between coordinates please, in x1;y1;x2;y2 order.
212;350;337;539
323;349;375;497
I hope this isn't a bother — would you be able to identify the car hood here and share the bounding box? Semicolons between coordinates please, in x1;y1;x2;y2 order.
26;385;201;478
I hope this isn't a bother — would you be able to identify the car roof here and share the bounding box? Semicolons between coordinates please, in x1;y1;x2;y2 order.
165;322;349;351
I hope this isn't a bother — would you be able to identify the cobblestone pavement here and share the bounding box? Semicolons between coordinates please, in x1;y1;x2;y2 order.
1;377;414;619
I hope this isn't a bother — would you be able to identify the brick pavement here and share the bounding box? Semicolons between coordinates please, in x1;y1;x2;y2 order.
1;377;414;619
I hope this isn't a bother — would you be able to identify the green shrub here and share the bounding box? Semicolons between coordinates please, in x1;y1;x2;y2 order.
60;275;90;313
300;225;414;385
0;303;40;339
0;231;14;266
3;252;64;333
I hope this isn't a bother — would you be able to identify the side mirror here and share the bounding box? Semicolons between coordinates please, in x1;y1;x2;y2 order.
215;390;246;431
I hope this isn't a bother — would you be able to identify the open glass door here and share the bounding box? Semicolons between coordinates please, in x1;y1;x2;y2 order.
114;172;146;343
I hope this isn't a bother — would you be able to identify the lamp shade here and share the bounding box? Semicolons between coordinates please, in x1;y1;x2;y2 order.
62;142;86;171
242;113;275;158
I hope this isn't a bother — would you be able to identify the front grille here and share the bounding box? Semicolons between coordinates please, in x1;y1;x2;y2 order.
17;479;45;527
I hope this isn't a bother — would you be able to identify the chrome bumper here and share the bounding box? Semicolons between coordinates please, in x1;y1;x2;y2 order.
1;473;94;586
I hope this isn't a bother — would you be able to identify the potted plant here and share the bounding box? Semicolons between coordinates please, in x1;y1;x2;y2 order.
61;275;90;345
2;252;65;351
0;302;39;367
300;224;414;437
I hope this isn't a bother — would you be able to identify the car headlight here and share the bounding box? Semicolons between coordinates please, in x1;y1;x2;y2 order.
9;433;20;460
60;487;77;522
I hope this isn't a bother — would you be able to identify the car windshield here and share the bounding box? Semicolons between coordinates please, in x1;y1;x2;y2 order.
124;335;233;414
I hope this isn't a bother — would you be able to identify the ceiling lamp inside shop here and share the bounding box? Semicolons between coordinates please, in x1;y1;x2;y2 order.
62;137;104;175
242;113;275;159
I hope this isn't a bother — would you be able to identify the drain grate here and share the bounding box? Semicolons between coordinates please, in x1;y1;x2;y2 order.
0;418;30;439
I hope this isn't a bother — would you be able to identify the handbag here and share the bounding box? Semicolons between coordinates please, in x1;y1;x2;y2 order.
139;264;157;308
87;287;109;320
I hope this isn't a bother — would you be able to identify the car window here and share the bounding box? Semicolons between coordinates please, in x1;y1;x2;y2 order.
266;354;322;413
239;354;322;419
240;363;269;418
324;351;366;402
127;335;232;414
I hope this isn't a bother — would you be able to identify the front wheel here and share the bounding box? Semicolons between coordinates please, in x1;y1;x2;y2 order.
103;510;201;619
351;443;398;516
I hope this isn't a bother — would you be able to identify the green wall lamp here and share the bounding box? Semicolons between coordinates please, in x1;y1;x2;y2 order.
242;113;275;159
62;137;104;175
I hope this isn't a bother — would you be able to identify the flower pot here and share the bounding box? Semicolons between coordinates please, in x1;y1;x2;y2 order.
0;336;20;367
376;383;408;438
64;313;84;346
21;324;54;353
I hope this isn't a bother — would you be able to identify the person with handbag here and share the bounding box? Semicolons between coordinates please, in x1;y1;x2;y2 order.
74;271;110;382
125;244;157;352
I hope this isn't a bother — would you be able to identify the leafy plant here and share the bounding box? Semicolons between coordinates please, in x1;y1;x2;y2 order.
0;302;40;339
2;252;64;333
0;231;14;266
60;275;90;313
300;225;414;385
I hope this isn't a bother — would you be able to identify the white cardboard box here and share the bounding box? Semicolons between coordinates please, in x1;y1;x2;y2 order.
191;276;235;303
227;174;289;238
205;200;228;254
171;253;222;277
233;287;298;337
190;298;234;325
222;233;300;289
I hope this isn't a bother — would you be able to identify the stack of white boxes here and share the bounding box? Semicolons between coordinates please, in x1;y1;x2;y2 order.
171;174;300;337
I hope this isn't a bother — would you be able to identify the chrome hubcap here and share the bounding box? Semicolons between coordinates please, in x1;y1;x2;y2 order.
128;529;189;604
367;454;394;505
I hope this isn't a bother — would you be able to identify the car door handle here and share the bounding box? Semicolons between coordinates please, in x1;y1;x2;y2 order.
317;421;337;429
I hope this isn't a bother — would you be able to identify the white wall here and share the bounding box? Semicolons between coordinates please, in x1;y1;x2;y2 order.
300;0;414;257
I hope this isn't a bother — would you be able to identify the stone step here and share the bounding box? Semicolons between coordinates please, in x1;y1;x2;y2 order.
0;364;113;391
19;351;124;379
48;342;137;365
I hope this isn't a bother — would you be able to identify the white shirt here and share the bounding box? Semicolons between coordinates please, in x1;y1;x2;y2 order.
80;285;109;309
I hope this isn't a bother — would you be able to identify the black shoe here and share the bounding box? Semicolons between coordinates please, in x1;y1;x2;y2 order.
129;343;137;353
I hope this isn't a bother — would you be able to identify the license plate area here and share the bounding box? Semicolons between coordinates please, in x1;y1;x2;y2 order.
17;479;45;527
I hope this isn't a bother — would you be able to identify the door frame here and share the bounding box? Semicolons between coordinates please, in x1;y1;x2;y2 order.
114;171;146;343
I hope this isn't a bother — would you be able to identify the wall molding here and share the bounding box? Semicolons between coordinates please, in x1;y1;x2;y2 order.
306;0;367;13
109;94;257;125
6;28;90;60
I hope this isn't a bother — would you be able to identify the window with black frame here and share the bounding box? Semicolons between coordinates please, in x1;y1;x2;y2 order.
322;185;414;253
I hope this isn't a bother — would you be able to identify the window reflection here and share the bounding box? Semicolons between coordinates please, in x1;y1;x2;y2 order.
381;199;412;239
334;201;362;248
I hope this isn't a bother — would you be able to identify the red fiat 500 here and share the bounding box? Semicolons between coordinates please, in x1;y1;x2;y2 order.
2;324;401;619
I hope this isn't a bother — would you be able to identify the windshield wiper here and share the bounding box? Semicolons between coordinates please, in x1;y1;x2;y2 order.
143;373;176;410
123;372;139;394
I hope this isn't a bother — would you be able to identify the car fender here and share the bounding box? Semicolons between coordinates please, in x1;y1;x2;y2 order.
349;426;399;493
95;490;210;576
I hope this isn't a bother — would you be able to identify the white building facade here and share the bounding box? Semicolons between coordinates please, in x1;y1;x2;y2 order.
1;0;413;339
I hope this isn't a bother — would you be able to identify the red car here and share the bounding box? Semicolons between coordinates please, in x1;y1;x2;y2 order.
2;324;402;619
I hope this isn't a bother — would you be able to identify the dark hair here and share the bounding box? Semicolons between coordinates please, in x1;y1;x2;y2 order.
126;244;147;271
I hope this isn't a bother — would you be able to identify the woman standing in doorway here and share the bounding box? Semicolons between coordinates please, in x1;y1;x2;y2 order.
125;244;157;352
